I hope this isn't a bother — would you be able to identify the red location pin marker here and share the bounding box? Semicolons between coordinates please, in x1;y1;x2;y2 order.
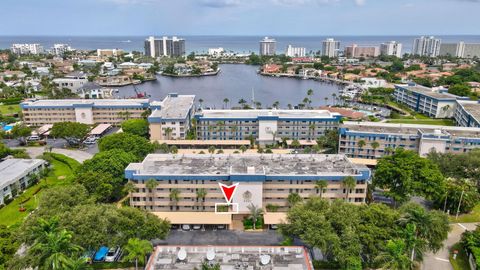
219;183;239;204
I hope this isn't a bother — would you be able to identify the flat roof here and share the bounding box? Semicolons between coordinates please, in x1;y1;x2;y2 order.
197;109;340;120
149;94;195;120
146;245;312;270
90;124;111;135
0;159;45;188
154;140;250;146
395;84;457;100
21;99;149;108
153;212;232;225
126;154;366;177
341;121;480;138
459;103;480;123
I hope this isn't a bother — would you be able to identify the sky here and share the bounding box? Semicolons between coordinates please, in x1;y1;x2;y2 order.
0;0;479;36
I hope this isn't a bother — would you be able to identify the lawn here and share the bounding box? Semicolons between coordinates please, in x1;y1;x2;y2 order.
450;243;471;270
0;153;80;227
0;104;20;115
387;118;456;126
450;203;480;223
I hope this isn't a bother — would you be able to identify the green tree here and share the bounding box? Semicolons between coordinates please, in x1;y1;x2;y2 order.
342;176;357;201
223;98;229;109
239;145;247;153
74;171;121;203
78;149;137;179
98;133;154;160
448;84;471;97
62;257;91;270
374;149;446;205
169;188;180;207
145;179;159;205
434;177;479;214
371;141;380;157
11;123;32;145
287;193;302;207
208;146;216;154
122;238;153;270
374;239;414;270
121;119;149;138
196;188;207;207
246;203;263;230
315;180;328;198
50;122;90;146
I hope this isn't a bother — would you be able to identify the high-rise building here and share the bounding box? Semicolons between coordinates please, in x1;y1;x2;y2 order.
412;36;441;57
344;44;380;58
439;42;480;58
11;44;44;55
259;37;276;56
322;38;340;58
285;45;306;57
52;44;73;56
144;36;186;58
380;41;403;57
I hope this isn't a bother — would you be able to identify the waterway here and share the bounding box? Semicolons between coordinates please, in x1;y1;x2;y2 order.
115;64;342;109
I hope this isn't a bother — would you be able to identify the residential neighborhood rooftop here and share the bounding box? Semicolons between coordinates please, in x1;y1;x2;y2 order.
459;102;480;122
0;159;46;188
21;98;150;108
396;84;458;99
197;109;340;119
341;121;480;137
126;154;366;177
146;245;312;270
149;94;195;120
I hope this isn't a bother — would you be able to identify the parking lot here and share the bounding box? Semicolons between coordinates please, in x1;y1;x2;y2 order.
162;230;284;246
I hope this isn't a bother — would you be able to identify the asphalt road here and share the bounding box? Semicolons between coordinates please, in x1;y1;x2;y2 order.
422;222;478;270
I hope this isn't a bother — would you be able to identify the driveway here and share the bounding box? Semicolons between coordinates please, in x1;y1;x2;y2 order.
422;222;478;270
12;146;93;163
163;230;283;246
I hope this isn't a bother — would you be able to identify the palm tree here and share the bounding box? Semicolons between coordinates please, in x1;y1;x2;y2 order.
246;203;264;230
303;97;311;109
196;188;207;208
169;188;180;208
123;181;136;205
31;229;82;270
62;257;91;270
198;98;204;109
122;238;153;270
273;101;280;109
287;193;302;207
374;239;414;270
308;123;316;141
315;180;328;198
208;146;216;154
240;145;247;153
117;111;132;120
342;176;357;201
324;97;329;106
238;98;247;106
385;146;394;155
223;98;229;109
287;104;293;110
357;140;366;156
371;141;380;158
307;89;314;97
145;179;158;205
164;127;173;140
331;93;337;106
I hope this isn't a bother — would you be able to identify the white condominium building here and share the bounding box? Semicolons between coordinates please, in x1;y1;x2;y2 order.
285;45;306;57
412;36;441;57
322;38;340;58
259;37;276;56
380;41;403;57
11;44;44;55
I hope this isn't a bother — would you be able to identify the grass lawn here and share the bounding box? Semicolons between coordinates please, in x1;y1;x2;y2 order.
0;153;80;227
387;118;456;126
450;203;480;223
450;243;471;270
0;104;20;115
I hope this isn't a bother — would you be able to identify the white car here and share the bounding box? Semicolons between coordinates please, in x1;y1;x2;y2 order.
181;224;191;231
105;247;121;262
83;137;97;145
27;135;40;141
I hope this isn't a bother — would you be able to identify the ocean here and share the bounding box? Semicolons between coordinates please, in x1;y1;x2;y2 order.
1;35;480;54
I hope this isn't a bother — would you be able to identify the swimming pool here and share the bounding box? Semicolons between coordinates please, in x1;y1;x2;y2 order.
1;125;13;131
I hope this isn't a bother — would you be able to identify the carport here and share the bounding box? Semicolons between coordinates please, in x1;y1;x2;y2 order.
264;212;287;229
153;212;232;229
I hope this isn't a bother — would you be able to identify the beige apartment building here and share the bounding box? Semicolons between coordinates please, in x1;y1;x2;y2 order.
21;99;150;126
125;154;371;228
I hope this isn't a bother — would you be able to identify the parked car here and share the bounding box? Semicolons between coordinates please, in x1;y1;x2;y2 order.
105;246;122;262
181;224;191;231
216;225;226;230
269;224;278;230
83;137;97;145
192;225;202;230
27;135;40;141
94;246;109;262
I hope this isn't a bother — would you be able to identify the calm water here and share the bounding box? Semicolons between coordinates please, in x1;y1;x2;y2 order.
115;64;341;108
1;35;480;53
